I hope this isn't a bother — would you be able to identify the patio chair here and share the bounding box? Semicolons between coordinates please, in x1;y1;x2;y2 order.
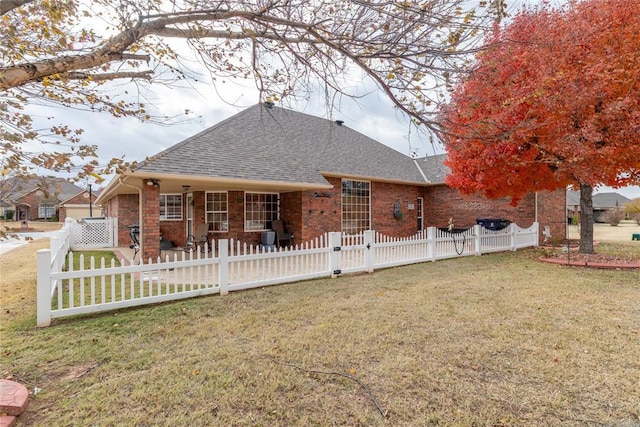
186;223;210;252
271;220;292;248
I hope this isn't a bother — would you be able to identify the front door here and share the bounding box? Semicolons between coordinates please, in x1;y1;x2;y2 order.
185;193;193;240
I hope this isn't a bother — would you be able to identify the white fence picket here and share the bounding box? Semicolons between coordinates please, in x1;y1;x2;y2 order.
37;223;539;326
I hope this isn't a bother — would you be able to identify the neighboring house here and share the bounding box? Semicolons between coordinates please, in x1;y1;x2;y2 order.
0;176;99;222
97;103;566;260
566;190;581;224
593;192;631;222
567;190;631;223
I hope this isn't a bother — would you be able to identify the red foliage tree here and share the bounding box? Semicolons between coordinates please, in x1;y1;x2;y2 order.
439;0;640;253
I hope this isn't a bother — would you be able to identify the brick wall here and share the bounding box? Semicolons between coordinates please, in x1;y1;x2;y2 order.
422;185;566;244
160;221;185;246
371;181;423;237
298;178;343;242
537;189;567;242
105;194;139;245
422;185;536;229
280;191;304;242
295;177;426;243
141;184;160;260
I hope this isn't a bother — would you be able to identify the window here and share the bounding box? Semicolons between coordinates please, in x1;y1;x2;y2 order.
39;203;55;219
417;197;424;231
341;180;370;234
245;192;279;231
160;194;182;220
206;192;228;232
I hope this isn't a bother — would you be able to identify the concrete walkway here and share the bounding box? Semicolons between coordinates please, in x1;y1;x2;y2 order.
0;232;61;256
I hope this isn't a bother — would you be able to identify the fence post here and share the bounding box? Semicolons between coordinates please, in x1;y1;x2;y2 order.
510;223;517;251
364;230;375;273
37;249;52;327
533;222;539;247
474;224;482;255
219;239;229;295
427;227;435;261
328;232;342;278
112;217;119;247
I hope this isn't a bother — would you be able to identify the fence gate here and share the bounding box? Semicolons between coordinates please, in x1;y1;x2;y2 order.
69;217;117;249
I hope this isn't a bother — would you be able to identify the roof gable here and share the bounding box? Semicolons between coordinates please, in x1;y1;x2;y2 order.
592;192;630;209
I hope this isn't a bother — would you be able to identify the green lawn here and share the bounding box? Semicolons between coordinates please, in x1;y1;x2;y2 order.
1;242;639;426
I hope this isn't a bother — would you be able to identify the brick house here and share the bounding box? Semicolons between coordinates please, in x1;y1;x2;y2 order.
0;177;98;222
97;103;566;260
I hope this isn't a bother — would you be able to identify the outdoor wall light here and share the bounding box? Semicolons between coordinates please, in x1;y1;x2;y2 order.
146;179;160;187
182;185;191;192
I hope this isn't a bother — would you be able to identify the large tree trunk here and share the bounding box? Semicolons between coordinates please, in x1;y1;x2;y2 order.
579;183;595;254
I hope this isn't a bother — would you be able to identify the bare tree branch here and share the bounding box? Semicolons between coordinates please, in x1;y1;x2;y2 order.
1;0;500;177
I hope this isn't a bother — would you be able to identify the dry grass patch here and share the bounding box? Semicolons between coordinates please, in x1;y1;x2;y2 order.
1;244;639;426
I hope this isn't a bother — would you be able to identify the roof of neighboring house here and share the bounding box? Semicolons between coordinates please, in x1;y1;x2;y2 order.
0;176;85;203
134;103;441;186
97;103;452;203
58;188;100;205
566;190;630;209
592;192;630;209
567;190;580;207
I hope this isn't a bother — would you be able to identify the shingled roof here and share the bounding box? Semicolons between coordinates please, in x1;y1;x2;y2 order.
0;176;84;203
592;192;630;209
134;103;441;186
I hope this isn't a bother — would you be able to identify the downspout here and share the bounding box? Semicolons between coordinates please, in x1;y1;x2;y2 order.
118;176;143;259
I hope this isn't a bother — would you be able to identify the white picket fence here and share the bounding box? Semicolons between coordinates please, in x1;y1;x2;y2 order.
36;223;539;326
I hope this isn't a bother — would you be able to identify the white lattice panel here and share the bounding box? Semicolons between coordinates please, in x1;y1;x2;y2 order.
71;218;116;249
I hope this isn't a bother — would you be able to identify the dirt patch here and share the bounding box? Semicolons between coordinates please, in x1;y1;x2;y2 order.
60;362;101;381
540;241;640;269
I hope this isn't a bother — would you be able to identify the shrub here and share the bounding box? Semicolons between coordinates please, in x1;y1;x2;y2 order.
602;208;623;226
5;210;14;220
624;198;640;225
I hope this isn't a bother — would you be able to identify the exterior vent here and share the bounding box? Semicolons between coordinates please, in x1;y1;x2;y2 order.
335;120;344;126
264;101;274;109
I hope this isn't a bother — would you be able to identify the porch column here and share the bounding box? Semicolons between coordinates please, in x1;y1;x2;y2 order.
141;180;160;260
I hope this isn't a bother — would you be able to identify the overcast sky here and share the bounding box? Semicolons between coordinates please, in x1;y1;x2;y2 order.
24;0;640;201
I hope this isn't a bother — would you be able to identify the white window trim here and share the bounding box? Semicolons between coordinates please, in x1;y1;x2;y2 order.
206;191;229;233
244;191;280;232
160;193;183;221
341;179;371;235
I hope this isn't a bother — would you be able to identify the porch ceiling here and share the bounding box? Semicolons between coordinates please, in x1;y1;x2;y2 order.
99;173;333;200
